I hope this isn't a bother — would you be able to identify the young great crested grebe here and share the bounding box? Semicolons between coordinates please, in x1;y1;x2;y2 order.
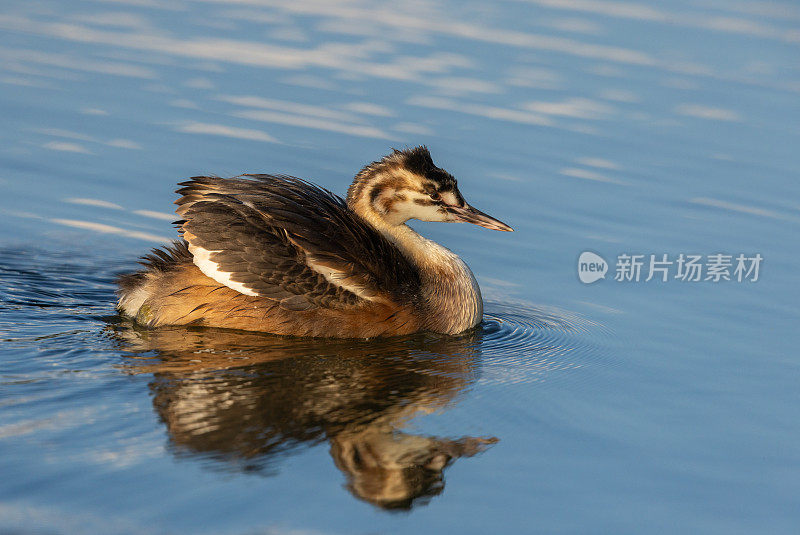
117;146;512;338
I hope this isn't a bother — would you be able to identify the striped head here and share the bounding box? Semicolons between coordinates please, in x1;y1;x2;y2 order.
347;146;512;231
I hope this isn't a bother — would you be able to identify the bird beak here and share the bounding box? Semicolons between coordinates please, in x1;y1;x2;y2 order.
447;204;514;232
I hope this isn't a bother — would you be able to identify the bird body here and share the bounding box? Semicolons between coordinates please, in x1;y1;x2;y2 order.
117;147;512;338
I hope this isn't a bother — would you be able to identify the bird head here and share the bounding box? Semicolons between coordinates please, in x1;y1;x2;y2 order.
347;146;513;231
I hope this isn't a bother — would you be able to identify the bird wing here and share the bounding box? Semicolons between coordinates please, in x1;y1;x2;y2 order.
174;175;420;311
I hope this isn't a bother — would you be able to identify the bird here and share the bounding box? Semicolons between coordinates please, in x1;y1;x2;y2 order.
116;146;512;338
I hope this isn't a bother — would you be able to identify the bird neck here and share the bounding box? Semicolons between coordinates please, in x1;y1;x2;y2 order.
350;203;450;271
357;211;483;334
380;222;453;270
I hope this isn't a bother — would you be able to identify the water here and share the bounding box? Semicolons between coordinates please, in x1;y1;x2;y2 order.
1;0;799;533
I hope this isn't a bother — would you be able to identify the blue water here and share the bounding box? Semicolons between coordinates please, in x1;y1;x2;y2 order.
1;0;799;533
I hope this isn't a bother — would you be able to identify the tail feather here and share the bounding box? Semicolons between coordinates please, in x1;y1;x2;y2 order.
116;240;192;318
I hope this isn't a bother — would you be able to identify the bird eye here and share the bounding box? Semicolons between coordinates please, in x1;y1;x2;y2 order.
430;192;441;201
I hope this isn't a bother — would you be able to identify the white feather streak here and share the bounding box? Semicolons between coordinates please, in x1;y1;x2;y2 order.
189;245;259;296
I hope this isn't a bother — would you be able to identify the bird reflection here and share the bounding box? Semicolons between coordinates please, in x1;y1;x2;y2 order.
111;322;497;510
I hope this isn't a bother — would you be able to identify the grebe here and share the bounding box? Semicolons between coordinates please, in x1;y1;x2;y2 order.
117;146;512;337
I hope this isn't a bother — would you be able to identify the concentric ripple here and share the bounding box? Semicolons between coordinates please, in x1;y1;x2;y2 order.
477;301;615;386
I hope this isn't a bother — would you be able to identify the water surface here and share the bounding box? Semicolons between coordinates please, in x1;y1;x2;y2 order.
1;0;799;533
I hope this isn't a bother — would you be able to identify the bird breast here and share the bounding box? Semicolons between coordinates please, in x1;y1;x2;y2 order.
394;229;483;334
422;252;483;334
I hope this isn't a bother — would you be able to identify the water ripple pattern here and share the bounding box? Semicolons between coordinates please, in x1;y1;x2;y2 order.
479;301;614;386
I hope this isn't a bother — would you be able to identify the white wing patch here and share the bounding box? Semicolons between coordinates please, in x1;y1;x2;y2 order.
305;256;377;300
189;244;259;297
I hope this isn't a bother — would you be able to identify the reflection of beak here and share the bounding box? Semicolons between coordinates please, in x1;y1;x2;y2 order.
447;204;514;232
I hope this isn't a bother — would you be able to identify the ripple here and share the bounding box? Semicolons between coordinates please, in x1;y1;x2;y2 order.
478;301;614;386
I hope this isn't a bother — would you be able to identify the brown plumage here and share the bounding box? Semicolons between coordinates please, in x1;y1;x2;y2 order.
117;146;512;337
